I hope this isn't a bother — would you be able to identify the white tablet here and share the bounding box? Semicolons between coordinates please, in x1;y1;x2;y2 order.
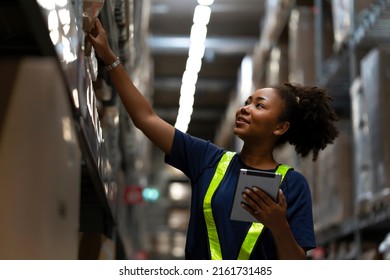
230;169;282;223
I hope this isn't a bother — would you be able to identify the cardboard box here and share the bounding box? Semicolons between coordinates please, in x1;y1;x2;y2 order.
313;120;353;231
0;58;81;259
360;47;390;202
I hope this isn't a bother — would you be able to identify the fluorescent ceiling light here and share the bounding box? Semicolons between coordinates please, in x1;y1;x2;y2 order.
186;56;202;73
175;3;213;133
189;42;206;59
182;70;198;85
193;5;211;25
190;24;207;43
197;0;214;5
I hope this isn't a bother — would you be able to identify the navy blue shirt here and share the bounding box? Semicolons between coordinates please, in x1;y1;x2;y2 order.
165;129;316;259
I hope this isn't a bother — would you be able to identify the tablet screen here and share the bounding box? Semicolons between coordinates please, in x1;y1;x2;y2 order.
230;169;282;223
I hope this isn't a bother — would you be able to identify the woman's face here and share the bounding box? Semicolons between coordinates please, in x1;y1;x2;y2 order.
233;88;286;143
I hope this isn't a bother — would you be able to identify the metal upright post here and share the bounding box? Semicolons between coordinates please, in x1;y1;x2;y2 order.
349;0;358;81
348;0;361;260
314;0;323;82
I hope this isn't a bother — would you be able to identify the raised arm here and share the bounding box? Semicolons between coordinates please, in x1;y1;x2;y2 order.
89;19;175;154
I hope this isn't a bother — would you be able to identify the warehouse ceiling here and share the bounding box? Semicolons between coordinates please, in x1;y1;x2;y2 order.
148;0;265;143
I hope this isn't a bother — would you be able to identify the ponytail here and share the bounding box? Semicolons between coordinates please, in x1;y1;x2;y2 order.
273;82;339;161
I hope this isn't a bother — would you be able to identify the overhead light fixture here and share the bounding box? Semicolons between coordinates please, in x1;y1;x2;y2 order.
174;2;214;133
190;24;207;42
186;56;202;73
197;0;214;5
193;5;211;25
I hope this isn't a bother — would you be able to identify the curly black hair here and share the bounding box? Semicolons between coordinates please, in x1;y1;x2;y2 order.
272;82;339;161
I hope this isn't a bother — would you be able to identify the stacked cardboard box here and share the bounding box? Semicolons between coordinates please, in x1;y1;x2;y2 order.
331;0;374;51
289;6;316;85
359;46;390;210
349;77;375;214
312;120;353;231
265;41;289;86
0;58;81;259
288;6;333;86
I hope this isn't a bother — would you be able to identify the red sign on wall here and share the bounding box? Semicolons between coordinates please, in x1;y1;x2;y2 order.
124;186;143;205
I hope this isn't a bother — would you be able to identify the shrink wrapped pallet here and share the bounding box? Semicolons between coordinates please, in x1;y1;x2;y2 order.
265;41;289;86
0;58;81;259
312;120;353;232
289;6;315;85
331;0;374;51
360;47;390;206
252;0;294;88
288;6;333;85
349;77;375;214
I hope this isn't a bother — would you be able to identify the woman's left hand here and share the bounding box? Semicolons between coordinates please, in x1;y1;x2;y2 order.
241;188;287;230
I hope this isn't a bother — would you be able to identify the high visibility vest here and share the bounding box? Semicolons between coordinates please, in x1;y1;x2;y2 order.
203;151;291;260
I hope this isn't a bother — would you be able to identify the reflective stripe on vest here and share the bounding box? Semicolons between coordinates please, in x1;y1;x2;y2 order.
203;151;236;260
237;163;291;259
203;151;291;260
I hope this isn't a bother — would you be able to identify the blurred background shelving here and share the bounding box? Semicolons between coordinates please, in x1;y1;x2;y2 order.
1;0;390;260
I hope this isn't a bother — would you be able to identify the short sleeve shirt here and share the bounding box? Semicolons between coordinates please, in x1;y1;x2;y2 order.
165;129;316;259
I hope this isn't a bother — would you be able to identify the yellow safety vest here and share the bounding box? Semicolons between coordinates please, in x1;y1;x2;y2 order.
203;151;291;260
